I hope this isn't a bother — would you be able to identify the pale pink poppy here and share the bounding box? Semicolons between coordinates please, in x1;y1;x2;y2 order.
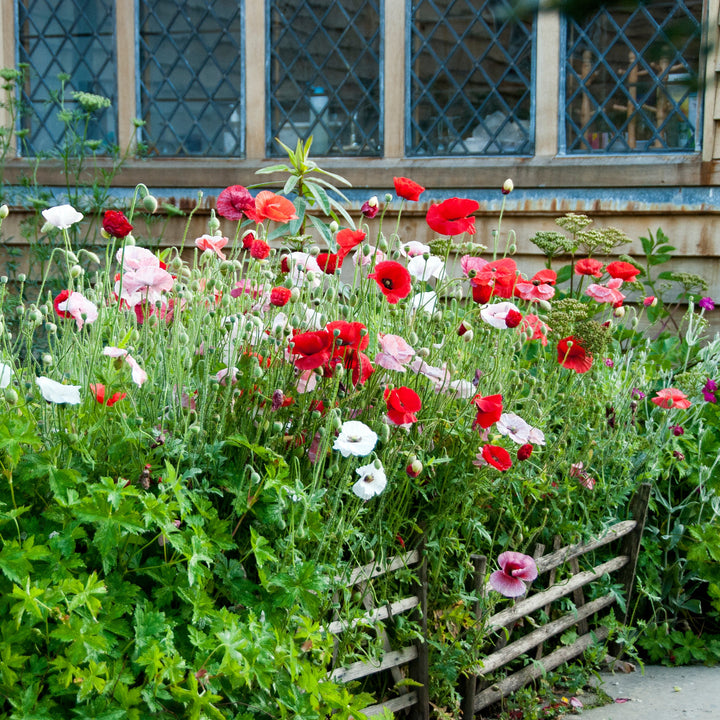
480;301;523;329
118;265;174;307
103;347;148;387
489;551;538;597
375;333;416;372
55;291;98;329
400;241;431;257
586;278;625;306
195;233;229;260
460;255;489;277
115;246;159;270
352;245;386;267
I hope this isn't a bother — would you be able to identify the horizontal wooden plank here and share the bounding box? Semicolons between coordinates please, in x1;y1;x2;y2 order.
325;596;420;635
330;646;418;683
339;549;420;587
473;626;610;712
473;593;616;676
487;556;628;631
363;690;419;716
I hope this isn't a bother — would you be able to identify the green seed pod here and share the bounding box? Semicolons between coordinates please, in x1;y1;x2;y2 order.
4;387;18;404
378;423;390;442
69;264;84;278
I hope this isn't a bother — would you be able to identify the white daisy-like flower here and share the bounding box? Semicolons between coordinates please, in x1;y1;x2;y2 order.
333;420;378;458
0;363;12;389
42;204;83;230
35;376;82;405
352;461;388;500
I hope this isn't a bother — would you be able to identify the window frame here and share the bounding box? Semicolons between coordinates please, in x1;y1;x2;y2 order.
1;0;717;191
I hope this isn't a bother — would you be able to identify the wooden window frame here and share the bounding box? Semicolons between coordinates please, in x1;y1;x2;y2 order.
4;0;720;190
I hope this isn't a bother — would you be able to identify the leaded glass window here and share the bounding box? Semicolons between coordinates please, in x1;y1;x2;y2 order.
138;0;244;157
268;0;382;157
408;0;534;156
16;0;117;155
563;0;703;154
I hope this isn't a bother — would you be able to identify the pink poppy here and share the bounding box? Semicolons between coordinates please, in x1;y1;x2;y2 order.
514;269;556;302
375;333;416;372
195;233;228;260
216;185;255;221
53;290;98;329
519;314;550;346
575;258;604;277
489;551;538;597
586;278;625;306
460;255;489;278
651;388;692;409
102;347;148;387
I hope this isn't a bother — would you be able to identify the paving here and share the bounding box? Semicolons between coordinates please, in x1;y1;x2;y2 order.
579;665;720;719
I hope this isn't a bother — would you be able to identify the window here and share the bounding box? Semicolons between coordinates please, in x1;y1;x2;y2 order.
563;0;703;153
408;0;534;157
17;0;116;154
138;0;244;157
268;0;382;157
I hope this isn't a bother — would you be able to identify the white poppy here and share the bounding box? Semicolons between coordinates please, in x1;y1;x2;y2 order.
36;376;81;405
0;363;12;389
407;254;446;282
496;412;532;444
333;420;378;458
480;301;522;329
352;461;388;500
410;291;438;314
42;204;83;230
400;241;431;258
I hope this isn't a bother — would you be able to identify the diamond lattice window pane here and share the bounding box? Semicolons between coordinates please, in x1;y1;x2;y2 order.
138;0;243;157
17;0;117;156
563;0;703;154
269;0;382;157
409;0;534;156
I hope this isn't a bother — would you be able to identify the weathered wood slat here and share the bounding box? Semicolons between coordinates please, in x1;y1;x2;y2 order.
340;550;420;586
363;691;419;716
473;593;616;676
487;555;628;631
325;595;420;635
473;626;611;712
330;646;418;682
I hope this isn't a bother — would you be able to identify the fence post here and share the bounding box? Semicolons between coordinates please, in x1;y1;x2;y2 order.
462;554;487;719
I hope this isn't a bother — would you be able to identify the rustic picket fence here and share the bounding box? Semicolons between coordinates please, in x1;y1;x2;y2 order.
326;483;650;719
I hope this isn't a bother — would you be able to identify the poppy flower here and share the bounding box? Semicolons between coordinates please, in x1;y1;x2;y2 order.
606;260;641;282
316;252;341;274
90;383;126;407
519;314;550;346
375;333;415;372
336;228;367;260
517;443;533;461
368;261;412;304
252;191;298;223
42;204;83;229
36;376;81;405
249;239;271;259
102;210;133;238
103;347;148;387
53;290;99;330
384;386;422;425
481;444;513;472
394;176;425;202
472;393;503;429
557;336;593;373
514;269;556;302
651;388;691;409
353;461;388;500
470;258;518;303
195;233;228;260
574;258;604;277
333;420;378;458
489;551;538;597
426;197;479;236
290;329;333;370
481;302;523;329
270;286;291;307
327;320;369;352
361;197;379;218
586;278;625;306
216;185;255;221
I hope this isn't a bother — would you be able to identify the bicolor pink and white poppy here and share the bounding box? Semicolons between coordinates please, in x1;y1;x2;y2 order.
55;291;98;329
489;551;538;598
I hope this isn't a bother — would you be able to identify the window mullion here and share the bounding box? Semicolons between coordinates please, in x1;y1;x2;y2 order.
535;8;560;157
384;0;404;158
246;0;265;159
116;0;137;152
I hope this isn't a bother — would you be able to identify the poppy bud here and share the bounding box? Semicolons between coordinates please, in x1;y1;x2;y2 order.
0;204;8;219
142;194;159;213
502;179;514;194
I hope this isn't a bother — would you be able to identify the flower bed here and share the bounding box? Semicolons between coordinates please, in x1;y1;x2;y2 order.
0;142;719;718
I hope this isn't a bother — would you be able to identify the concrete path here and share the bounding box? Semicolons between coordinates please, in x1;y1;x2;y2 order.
580;665;719;719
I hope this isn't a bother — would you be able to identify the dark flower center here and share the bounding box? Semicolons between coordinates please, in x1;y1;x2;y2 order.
382;278;394;289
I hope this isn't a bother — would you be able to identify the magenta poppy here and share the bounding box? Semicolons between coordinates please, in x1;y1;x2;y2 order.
368;261;412;304
489;551;538;597
426;197;479;236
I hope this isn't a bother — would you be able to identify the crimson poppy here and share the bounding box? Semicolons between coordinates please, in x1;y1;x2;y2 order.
368;261;412;304
517;443;533;461
270;286;291;306
53;289;72;319
557;336;593;373
472;393;503;429
384;386;422;425
606;261;641;282
216;185;255;221
482;444;512;471
394;177;425;202
426;197;479;236
249;239;271;259
317;252;341;274
102;210;133;238
575;258;604;277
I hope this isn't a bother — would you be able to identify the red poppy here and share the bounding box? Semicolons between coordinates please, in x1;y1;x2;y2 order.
557;336;593;373
90;383;126;407
517;443;533;461
394;177;425;202
384;386;422;425
471;258;518;303
216;185;256;221
651;388;691;409
317;252;341;274
482;444;512;471
270;286;291;306
606;261;641;282
102;210;133;238
53;289;72;318
368;261;412;304
336;228;366;260
327;320;369;352
426;197;479;236
472;393;503;429
249;239;271;259
575;258;604;277
252;191;298;223
290;329;333;370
